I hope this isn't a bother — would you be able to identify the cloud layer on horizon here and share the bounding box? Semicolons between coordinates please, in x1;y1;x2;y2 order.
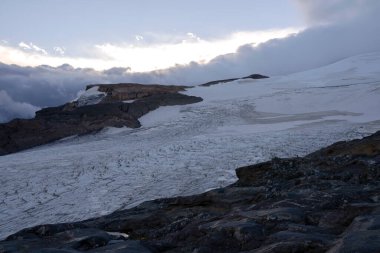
0;28;299;72
1;0;380;123
0;90;40;123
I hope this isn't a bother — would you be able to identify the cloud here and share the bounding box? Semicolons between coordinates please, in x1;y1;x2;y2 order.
0;90;40;123
1;0;380;123
0;63;104;109
0;28;300;72
135;35;144;41
18;42;48;55
0;44;119;72
146;0;380;80
53;46;65;55
295;0;380;25
18;42;32;50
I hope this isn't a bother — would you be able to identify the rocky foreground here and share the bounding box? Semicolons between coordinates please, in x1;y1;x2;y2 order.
1;131;379;252
0;83;202;155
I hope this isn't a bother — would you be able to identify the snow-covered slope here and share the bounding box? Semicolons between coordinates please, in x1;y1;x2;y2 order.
1;52;380;239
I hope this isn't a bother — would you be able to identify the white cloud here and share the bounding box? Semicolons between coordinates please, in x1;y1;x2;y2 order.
182;32;201;43
0;44;120;71
2;0;380;124
30;43;48;55
53;46;65;55
94;28;300;72
18;41;47;54
0;28;301;72
0;90;40;123
135;35;144;41
186;32;196;38
18;42;31;50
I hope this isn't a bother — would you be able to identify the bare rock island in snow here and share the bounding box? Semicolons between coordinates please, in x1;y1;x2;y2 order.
0;83;203;155
0;73;272;156
1;131;379;252
199;73;269;87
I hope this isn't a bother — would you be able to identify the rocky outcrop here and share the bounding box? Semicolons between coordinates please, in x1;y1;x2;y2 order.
242;74;269;80
200;73;269;87
1;131;379;252
86;83;190;102
0;84;202;156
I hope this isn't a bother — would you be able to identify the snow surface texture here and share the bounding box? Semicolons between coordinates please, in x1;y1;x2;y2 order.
75;86;106;107
1;52;380;239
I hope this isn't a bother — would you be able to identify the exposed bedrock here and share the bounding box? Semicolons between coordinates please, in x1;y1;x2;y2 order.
1;131;379;252
0;84;202;156
87;83;190;102
200;73;269;87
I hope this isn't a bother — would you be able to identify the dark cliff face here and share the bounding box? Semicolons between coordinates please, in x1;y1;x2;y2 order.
1;131;379;253
0;84;202;156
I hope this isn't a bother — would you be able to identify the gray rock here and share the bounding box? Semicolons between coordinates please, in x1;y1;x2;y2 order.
88;240;153;253
328;230;380;253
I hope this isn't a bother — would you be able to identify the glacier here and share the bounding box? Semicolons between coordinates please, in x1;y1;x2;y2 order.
0;52;380;239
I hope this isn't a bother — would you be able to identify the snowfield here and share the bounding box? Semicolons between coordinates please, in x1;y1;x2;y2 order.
1;52;380;239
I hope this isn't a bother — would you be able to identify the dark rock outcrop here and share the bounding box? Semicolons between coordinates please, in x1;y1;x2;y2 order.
242;74;269;80
87;83;190;102
0;84;202;156
1;131;379;252
200;73;269;87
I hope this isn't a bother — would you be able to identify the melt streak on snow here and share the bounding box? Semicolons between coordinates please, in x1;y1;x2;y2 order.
1;52;380;239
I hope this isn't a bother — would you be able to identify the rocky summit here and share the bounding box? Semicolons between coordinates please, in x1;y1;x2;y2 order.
1;131;379;253
0;83;202;156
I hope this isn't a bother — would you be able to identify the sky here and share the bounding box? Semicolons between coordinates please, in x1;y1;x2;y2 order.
0;0;303;71
1;0;380;123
